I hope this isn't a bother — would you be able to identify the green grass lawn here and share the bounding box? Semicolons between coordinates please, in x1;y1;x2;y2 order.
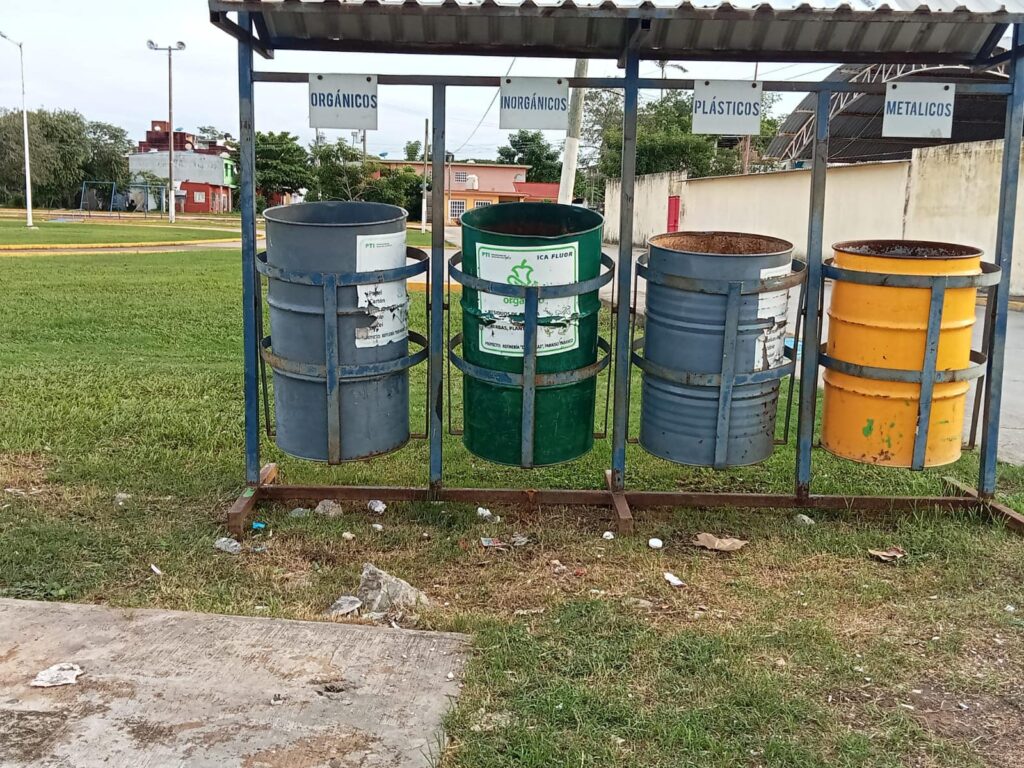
2;247;1023;767
0;218;236;246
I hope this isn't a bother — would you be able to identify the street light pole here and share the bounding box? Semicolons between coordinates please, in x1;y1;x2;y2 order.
0;30;34;228
147;40;186;223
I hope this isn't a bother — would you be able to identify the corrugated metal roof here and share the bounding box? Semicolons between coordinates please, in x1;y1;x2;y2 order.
210;0;1024;63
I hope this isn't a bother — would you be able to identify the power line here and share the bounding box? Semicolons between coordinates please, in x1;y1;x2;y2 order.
452;57;516;155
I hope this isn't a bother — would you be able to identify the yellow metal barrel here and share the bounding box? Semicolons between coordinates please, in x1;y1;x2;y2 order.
821;240;982;467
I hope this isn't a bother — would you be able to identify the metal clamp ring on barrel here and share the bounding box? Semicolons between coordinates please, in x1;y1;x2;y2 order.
629;337;796;386
818;346;988;384
448;251;615;298
636;255;807;295
448;334;612;388
260;331;429;383
821;259;1001;289
256;247;428;286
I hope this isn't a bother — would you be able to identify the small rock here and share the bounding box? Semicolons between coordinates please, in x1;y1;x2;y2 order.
371;523;384;532
325;596;362;617
648;537;664;550
625;597;655;610
476;507;493;521
214;537;242;555
368;500;387;515
446;672;455;681
663;571;685;588
356;563;429;614
793;513;815;526
114;492;132;507
341;532;356;542
289;507;310;518
31;663;84;688
315;499;344;517
775;658;787;668
602;531;615;540
1005;604;1016;613
421;532;430;540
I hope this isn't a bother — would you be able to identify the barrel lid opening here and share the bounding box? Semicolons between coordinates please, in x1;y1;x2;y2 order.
833;239;982;260
461;202;603;240
649;231;793;257
263;200;408;228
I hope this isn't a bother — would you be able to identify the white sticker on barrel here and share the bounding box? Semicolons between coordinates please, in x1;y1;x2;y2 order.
355;231;409;348
476;243;579;357
754;263;791;371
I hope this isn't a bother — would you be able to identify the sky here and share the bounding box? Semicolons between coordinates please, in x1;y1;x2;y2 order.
0;0;839;161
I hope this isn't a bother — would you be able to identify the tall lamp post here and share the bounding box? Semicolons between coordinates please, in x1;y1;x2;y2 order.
0;30;34;228
147;40;185;223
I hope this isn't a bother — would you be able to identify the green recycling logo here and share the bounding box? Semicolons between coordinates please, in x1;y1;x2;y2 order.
506;258;536;287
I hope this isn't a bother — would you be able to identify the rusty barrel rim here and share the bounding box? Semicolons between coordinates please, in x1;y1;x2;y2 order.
832;239;983;261
649;230;794;259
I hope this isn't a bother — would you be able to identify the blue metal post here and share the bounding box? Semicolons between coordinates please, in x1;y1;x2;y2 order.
980;23;1024;495
714;282;742;469
795;89;830;498
323;274;342;464
237;12;260;484
428;84;446;489
521;286;539;468
912;280;946;471
609;49;640;491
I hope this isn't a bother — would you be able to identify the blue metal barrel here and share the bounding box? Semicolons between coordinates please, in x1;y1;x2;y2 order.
261;201;423;463
637;231;797;467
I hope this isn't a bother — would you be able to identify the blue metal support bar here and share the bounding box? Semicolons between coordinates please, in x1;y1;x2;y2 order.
913;280;946;471
980;23;1024;495
521;287;539;468
428;84;446;490
237;11;260;485
322;274;342;464
795;89;830;498
610;47;640;492
714;283;742;469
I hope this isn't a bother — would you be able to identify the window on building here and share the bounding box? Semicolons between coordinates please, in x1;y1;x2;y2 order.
449;199;466;221
454;171;468;183
193;190;206;203
474;200;492;208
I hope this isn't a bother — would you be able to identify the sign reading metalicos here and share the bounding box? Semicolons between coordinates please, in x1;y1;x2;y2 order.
309;74;378;130
692;80;763;136
499;77;570;130
882;82;956;139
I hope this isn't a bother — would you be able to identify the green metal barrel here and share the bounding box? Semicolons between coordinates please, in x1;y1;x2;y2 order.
460;202;604;466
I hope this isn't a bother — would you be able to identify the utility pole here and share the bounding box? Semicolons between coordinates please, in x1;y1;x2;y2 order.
558;59;588;205
421;118;429;233
362;129;367;158
147;40;186;223
0;30;34;227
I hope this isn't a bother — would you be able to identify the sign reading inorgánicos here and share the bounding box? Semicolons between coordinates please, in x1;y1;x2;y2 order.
309;74;378;130
882;82;955;139
499;77;570;130
692;80;763;136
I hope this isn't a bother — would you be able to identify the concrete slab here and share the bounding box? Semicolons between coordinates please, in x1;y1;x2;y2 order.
0;599;467;768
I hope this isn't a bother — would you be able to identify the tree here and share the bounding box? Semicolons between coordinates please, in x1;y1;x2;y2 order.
251;131;311;202
84;121;133;189
496;130;561;182
307;139;423;218
197;125;234;144
404;140;422;161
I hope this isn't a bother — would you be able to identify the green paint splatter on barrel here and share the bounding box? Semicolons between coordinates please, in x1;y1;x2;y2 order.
862;418;875;438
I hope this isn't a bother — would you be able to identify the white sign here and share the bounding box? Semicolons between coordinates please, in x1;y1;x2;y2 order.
882;82;955;139
499;77;570;130
692;80;763;136
477;243;579;357
309;74;378;130
355;231;408;348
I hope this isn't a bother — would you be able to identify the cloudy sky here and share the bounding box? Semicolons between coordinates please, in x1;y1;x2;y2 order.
0;0;832;160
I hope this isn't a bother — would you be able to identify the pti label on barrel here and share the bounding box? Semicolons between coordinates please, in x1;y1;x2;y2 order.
309;74;378;130
882;82;955;139
692;80;763;136
476;243;579;357
355;231;408;348
754;263;792;371
499;77;570;130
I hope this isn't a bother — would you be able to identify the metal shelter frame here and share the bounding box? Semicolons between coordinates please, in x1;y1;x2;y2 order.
217;6;1024;535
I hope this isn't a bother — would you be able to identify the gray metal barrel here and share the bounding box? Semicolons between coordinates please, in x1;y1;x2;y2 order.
262;201;417;463
637;231;796;467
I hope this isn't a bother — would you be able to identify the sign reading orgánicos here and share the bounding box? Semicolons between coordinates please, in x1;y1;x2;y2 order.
882;82;956;139
499;77;570;130
309;74;378;130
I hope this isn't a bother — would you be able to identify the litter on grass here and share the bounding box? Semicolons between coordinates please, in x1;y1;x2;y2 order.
868;546;906;562
648;538;664;550
663;572;685;588
31;663;84;688
603;531;615;540
692;533;747;552
368;500;387;514
214;537;242;555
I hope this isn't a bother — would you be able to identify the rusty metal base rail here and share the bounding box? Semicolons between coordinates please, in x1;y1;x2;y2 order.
225;463;1023;537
